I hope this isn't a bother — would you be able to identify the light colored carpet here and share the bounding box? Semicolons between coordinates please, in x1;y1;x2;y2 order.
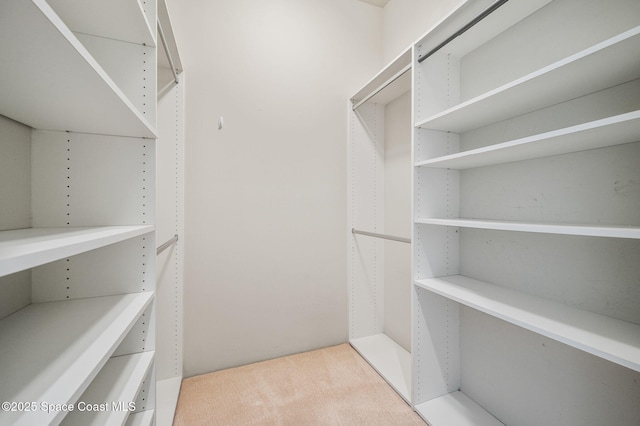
173;343;425;425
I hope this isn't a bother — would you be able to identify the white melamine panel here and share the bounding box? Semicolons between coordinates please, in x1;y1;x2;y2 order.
156;377;180;426
0;226;152;278
31;131;155;227
412;286;460;403
461;308;640;426
460;230;640;325
414;0;552;62
350;334;411;402
0;293;153;426
0;116;30;231
31;235;154;302
156;77;184;385
460;0;640;101
383;91;412;352
353;50;411;106
349;102;385;339
415;218;640;239
61;352;155;426
76;34;157;129
0;0;156;138
47;0;155;46
416;275;640;372
415;391;503;426
133;366;155;414
417;111;640;169
114;301;156;357
459;142;640;227
126;410;154;426
0;271;30;320
417;27;640;132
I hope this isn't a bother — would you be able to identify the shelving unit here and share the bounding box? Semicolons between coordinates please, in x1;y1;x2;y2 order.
0;0;174;424
348;48;413;402
0;293;153;426
411;0;640;424
62;351;155;425
0;226;153;277
0;0;156;138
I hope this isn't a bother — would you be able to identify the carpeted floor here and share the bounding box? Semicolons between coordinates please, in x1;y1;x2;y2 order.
173;343;425;425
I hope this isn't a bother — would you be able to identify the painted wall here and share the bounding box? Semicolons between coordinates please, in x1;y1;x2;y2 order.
167;0;382;376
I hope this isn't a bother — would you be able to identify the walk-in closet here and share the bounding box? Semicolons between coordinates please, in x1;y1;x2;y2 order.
1;0;638;424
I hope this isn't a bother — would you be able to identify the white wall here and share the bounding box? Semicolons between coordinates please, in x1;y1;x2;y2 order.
382;0;461;63
167;0;382;376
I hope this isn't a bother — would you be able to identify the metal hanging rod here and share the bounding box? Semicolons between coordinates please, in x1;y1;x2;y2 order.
158;20;179;84
352;228;411;244
157;234;179;255
417;0;509;64
352;65;411;111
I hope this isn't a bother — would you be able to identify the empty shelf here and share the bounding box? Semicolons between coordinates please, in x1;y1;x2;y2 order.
350;334;411;402
414;275;640;372
0;226;154;277
415;391;503;426
0;293;154;426
415;111;640;169
415;218;640;239
0;0;157;137
416;26;640;133
62;351;155;425
47;0;155;46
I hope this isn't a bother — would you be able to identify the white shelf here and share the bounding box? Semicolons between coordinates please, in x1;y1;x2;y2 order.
0;292;154;426
350;334;411;403
415;0;553;61
416;26;640;133
415;218;640;239
351;48;411;108
126;410;155;426
414;275;640;372
415;111;640;169
62;352;155;426
415;391;503;426
47;0;155;46
0;0;157;138
156;376;182;426
0;226;154;277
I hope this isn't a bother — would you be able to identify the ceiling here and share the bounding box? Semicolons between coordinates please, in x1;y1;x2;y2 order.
356;0;390;7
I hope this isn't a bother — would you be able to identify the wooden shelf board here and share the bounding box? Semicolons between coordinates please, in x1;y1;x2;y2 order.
0;293;154;426
350;334;411;403
416;27;640;133
416;111;640;169
415;391;503;426
0;0;157;138
414;275;640;372
415;218;640;239
0;226;154;277
125;410;155;426
62;352;155;426
46;0;155;46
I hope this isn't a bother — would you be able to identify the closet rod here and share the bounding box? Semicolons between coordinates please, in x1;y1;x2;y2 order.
417;0;509;64
352;228;411;244
351;65;411;111
158;20;179;84
157;234;179;255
